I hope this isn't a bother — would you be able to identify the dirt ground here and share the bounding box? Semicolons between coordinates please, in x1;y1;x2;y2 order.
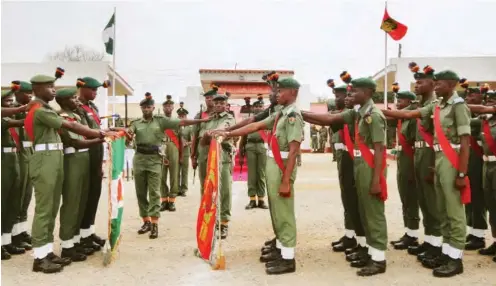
2;154;495;286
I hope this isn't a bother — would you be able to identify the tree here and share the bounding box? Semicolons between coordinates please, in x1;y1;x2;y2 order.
45;45;105;62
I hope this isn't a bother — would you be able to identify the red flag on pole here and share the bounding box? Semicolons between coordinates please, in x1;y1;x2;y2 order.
380;8;408;41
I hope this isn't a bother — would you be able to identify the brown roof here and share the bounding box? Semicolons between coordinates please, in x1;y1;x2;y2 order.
199;69;294;74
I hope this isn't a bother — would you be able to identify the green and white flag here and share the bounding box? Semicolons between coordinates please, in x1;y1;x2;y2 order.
103;135;125;266
102;13;115;55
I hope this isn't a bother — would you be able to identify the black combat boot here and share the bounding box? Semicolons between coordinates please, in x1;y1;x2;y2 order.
160;201;169;212
47;252;72;266
265;258;296;275
261;239;276;253
346;246;368;262
479;242;496;256
220;225;228;239
357;260;386;276
408;241;429;256
81;236;101;251
260;248;282;263
390;233;407;245
418;246;441;263
465;234;475;242
32;257;63;274
245;200;257;210
350;254;371;268
4;244;26;255
465;236;485;250
432;257;463;277
345;245;360;255
91;234;106;247
331;236;344;247
1;246;11;260
168;202;177;212
20;231;32;244
61;247;87;262
393;235;418;250
333;236;357;252
257;200;269;209
149;223;158;239
74;243;95;256
138;221;151;234
422;253;448;269
12;234;32;250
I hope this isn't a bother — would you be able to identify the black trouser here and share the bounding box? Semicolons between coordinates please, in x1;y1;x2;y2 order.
338;151;364;237
80;144;104;231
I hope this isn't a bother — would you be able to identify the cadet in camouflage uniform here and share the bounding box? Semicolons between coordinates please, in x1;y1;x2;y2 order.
177;105;191;196
129;93;207;239
55;88;105;262
160;95;181;212
302;77;389;277
462;82;487;250
27;72;113;273
239;98;268;210
383;70;471;277
11;81;34;251
1;88;25;260
390;88;420;250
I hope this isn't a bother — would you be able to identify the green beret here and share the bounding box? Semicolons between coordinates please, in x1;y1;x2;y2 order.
465;87;482;95
434;70;460;81
277;78;300;89
163;100;174;105
56;87;78;98
140;98;155;106
486;91;496;99
204;89;217;97
79;77;102;89
2;90;13;98
350;77;377;90
396;90;416;100
213;94;228;101
18;81;32;92
177;108;189;115
414;72;435;80
333;84;348;93
30;74;56;84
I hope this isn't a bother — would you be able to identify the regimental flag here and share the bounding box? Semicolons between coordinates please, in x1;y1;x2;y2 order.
102;13;115;55
380;8;408;41
196;140;220;263
103;133;125;266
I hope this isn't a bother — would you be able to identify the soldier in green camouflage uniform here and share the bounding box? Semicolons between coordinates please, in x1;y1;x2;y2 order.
318;125;328;152
11;81;34;251
310;125;318;152
177;106;191;196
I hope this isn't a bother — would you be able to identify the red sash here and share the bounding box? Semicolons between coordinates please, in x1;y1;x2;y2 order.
482;119;496;156
8;128;21;150
397;120;414;158
258;130;270;143
81;105;101;126
433;106;471;204
269;113;285;173
355;120;388;201
24;103;42;141
416;119;434;148
201;112;209;119
165;130;180;150
339;125;355;160
469;136;483;157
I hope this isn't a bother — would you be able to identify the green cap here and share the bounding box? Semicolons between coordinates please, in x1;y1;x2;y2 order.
350;77;377;90
486;90;496;99
434;70;460;81
17;81;32;92
277;78;300;89
140;92;155;106
177;107;189;115
163;94;174;105
56;87;78;98
465;87;482;95
2;90;13;98
333;84;348;93
78;77;102;89
396;90;416;100
213;94;228;101
30;74;56;84
204;89;217;97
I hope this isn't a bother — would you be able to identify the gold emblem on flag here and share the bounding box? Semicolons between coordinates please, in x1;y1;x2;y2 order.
381;18;398;33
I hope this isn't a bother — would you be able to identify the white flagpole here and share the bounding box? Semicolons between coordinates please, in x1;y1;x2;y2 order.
112;7;117;127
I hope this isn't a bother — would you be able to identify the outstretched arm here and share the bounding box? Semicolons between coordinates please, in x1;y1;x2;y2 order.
468;104;496;114
382;109;422;119
226;116;256;131
4;119;24;127
213;121;267;138
1;106;26;117
301;111;344;126
61;121;110;139
179;118;209;126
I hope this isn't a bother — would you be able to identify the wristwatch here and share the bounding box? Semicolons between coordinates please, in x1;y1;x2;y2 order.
457;172;466;178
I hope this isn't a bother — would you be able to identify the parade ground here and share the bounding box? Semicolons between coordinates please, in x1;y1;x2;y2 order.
2;154;495;286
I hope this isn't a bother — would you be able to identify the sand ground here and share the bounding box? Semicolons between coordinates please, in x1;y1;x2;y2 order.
2;154;495;286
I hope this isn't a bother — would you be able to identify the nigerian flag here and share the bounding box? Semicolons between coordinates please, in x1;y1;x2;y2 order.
102;13;115;55
103;135;125;266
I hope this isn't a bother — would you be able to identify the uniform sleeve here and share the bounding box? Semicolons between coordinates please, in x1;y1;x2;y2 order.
340;110;355;125
128;122;137;134
369;113;386;144
260;112;277;130
419;103;434;119
286;114;304;143
254;108;270;122
1;118;9;131
454;103;471;136
158;117;180;131
59;129;75;146
36;109;63;129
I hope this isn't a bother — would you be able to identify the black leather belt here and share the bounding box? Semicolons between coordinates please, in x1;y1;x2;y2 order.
136;144;159;155
247;139;264;143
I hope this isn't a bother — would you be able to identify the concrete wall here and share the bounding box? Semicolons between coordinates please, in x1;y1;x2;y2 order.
390;57;496;92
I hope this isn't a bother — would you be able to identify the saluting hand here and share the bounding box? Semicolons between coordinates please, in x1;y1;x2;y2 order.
278;181;291;198
455;177;466;190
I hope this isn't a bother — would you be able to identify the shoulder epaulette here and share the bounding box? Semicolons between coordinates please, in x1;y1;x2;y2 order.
453;97;465;104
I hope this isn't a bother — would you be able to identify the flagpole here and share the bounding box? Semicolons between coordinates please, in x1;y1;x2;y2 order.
111;6;117;127
384;0;388;110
